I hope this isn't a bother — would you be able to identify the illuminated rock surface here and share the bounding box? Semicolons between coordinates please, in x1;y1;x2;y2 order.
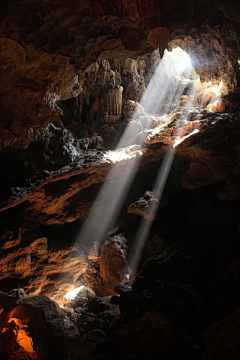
0;0;240;359
127;190;167;220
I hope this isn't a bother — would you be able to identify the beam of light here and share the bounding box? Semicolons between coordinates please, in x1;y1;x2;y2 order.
126;93;200;275
127;146;176;274
75;148;142;247
139;48;192;116
74;48;195;249
171;47;192;71
51;48;202;303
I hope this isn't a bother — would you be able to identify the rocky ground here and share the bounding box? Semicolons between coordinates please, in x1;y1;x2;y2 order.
1;95;240;358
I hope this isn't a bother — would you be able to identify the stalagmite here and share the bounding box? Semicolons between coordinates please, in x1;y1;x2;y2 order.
148;27;169;58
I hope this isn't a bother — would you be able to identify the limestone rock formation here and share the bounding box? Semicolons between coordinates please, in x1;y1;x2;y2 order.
169;27;237;94
127;190;167;220
99;234;128;295
204;307;240;360
0;0;240;359
63;285;95;309
17;294;80;338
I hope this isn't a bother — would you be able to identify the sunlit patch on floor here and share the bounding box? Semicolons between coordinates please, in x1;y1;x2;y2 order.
63;285;95;308
64;285;85;301
104;145;144;163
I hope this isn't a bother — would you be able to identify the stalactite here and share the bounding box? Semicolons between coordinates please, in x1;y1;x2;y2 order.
234;23;240;51
104;86;123;124
79;93;83;119
222;19;240;50
107;87;123;115
86;94;89;106
148;27;169;58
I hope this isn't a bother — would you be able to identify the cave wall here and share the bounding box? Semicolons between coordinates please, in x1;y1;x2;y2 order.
169;26;238;94
0;37;83;150
0;1;240;358
0;0;240;153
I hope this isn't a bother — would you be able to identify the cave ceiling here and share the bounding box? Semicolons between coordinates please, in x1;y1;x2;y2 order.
1;0;240;62
0;0;238;156
0;0;239;148
0;0;239;217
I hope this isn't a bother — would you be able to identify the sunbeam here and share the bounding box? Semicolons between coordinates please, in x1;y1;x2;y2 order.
127;146;176;274
74;48;196;249
127;126;200;275
52;47;224;303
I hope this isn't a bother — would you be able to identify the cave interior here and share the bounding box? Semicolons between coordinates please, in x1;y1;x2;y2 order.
0;0;240;359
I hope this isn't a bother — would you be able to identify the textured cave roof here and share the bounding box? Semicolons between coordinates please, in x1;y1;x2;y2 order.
0;0;240;66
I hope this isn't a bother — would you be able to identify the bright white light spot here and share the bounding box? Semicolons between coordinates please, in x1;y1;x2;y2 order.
64;286;84;301
206;99;220;112
171;47;192;72
71;46;205;274
173;129;200;148
104;150;133;163
211;80;223;96
104;146;143;163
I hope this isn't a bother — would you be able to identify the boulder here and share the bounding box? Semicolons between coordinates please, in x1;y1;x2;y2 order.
204;307;240;360
63;285;95;309
127;190;167;220
99;234;128;295
0;302;51;360
17;294;80;339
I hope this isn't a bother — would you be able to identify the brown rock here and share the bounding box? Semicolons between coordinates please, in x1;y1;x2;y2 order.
0;303;50;360
169;27;236;93
204;307;240;360
107;309;192;360
63;285;95;308
177;113;240;197
99;234;128;295
0;231;90;305
127;190;166;220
